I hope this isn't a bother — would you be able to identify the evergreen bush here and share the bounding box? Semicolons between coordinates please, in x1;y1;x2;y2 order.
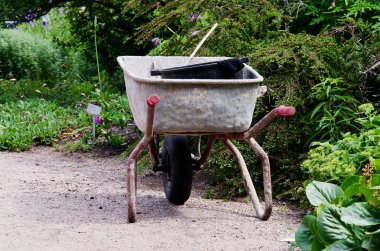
0;29;62;84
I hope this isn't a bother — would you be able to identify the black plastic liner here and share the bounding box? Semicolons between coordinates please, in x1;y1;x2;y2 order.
151;57;249;79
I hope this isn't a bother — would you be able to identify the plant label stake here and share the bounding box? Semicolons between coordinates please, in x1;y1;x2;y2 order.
87;104;102;145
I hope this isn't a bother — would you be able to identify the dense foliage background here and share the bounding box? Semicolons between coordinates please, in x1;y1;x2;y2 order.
1;0;379;202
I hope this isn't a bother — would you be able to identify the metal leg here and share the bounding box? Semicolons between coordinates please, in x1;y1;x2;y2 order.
246;138;272;220
126;94;159;223
222;139;271;220
126;138;148;223
197;136;217;166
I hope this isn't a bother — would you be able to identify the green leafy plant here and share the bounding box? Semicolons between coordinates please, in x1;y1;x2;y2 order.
302;103;380;183
86;90;133;147
295;175;380;251
289;0;380;40
0;99;87;151
306;77;359;144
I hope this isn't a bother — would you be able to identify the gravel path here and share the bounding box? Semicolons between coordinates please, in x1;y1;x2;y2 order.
0;146;302;250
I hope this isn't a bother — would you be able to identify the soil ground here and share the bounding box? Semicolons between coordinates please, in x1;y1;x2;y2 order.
0;146;304;250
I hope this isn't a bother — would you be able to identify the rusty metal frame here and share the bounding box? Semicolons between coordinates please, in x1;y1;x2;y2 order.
126;94;295;222
126;94;160;223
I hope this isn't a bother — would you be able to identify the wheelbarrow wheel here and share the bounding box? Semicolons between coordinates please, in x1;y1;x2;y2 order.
161;135;192;205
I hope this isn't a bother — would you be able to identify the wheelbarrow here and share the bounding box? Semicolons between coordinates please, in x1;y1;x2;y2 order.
117;56;295;223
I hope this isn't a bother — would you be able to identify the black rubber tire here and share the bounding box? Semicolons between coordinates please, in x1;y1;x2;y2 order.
161;135;193;205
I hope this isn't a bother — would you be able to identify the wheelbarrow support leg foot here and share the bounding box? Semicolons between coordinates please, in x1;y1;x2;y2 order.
246;138;272;220
222;139;270;220
126;94;160;223
126;138;148;223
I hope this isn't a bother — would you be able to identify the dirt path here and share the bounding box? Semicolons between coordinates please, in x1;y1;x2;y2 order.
0;146;303;250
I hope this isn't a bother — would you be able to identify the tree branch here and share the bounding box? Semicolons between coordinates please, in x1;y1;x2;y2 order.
364;60;380;74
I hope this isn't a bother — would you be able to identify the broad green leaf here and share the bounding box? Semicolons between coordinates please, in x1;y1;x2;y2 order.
318;205;354;244
362;237;370;250
323;239;361;251
370;174;380;187
341;176;364;191
373;159;380;173
342;197;361;208
306;181;344;206
352;225;366;241
310;102;326;119
295;216;316;251
295;224;313;251
366;228;380;235
341;202;380;226
344;184;363;198
305;215;318;234
311;237;325;251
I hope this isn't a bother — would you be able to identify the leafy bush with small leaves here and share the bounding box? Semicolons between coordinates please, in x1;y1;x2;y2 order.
302;103;380;183
289;0;380;40
0;29;63;84
130;0;285;57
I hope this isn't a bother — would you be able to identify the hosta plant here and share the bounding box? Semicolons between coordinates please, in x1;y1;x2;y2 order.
295;172;380;251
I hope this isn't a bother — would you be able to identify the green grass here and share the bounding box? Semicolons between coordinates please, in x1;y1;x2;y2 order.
0;98;87;151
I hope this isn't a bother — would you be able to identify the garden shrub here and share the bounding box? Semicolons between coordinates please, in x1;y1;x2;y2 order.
305;77;359;144
0;29;63;84
133;0;286;57
301;103;380;183
63;1;151;74
288;0;380;39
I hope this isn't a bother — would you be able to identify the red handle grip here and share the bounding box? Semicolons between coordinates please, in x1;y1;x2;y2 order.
276;105;296;117
147;94;160;107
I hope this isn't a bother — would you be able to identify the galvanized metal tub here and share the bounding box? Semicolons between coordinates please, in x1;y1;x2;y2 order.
117;56;264;134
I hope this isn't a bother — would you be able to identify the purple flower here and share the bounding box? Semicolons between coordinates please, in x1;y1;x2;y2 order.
42;18;49;30
331;0;335;8
95;115;103;125
152;37;160;47
190;30;199;36
27;12;34;21
157;1;161;6
29;21;34;29
190;14;202;22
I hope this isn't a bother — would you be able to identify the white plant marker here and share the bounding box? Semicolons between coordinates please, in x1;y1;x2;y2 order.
87;104;102;145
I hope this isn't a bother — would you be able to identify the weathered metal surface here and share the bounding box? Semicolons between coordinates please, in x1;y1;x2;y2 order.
117;56;264;134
